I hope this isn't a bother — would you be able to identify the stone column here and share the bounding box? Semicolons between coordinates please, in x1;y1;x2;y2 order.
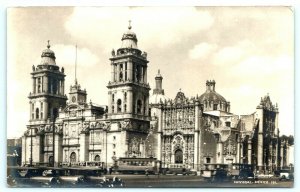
240;141;244;163
33;77;36;94
35;77;39;94
111;63;115;82
22;136;26;165
274;141;278;170
57;80;60;95
127;90;133;113
120;131;128;158
127;59;133;81
108;92;112;114
280;142;284;168
41;76;44;93
140;66;144;83
286;142;290;167
80;132;87;162
35;135;41;163
60;80;63;95
54;133;62;166
256;108;264;171
269;144;273;171
144;66;147;83
116;64;120;82
44;76;48;93
145;95;149;117
44;101;48;120
157;107;162;160
236;136;241;163
62;80;64;95
216;139;224;164
247;139;252;164
194;104;200;170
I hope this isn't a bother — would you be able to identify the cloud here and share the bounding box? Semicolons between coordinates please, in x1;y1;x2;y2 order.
232;54;293;77
189;42;217;60
7;7;294;138
65;7;215;50
49;44;99;67
212;40;255;66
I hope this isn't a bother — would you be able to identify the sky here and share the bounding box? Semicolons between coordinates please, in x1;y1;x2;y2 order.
7;6;294;138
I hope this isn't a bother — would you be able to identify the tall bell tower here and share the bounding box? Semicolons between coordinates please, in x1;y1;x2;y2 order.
28;41;67;122
107;22;150;121
107;22;150;158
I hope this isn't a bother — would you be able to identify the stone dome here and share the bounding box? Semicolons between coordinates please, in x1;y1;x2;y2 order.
40;41;56;65
199;90;227;103
150;93;169;105
199;80;230;112
120;23;138;49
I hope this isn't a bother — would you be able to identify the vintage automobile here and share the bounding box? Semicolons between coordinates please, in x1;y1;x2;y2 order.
278;170;294;181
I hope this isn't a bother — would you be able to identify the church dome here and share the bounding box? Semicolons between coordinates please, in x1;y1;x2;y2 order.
40;41;56;65
120;21;138;49
150;93;169;105
199;90;227;103
199;80;230;112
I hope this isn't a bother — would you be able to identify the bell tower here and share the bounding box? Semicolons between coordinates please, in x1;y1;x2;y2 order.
107;22;150;122
28;41;67;122
107;22;150;159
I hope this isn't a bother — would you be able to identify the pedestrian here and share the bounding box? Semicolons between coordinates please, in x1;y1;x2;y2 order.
145;168;149;178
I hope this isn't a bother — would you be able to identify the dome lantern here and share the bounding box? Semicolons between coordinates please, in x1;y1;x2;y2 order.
40;40;56;65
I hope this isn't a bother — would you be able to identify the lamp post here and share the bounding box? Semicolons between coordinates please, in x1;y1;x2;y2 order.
106;129;108;169
52;110;57;167
30;128;33;166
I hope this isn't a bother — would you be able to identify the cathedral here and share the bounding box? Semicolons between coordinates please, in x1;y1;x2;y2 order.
21;23;292;174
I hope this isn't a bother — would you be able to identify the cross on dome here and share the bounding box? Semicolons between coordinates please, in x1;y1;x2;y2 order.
47;40;50;49
128;20;132;30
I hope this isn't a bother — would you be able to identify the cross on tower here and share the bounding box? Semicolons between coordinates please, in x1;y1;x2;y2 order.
128;20;132;30
47;40;50;49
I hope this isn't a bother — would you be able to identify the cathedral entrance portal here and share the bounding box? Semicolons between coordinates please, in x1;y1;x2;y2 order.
49;156;54;167
175;149;183;164
70;152;76;163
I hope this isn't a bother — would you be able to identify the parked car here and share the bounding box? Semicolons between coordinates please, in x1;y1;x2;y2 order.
279;170;294;181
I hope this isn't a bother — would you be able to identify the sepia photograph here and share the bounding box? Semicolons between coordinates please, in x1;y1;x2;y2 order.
6;6;294;188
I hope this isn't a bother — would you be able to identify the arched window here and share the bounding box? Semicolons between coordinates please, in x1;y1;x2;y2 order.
112;105;114;113
117;99;122;112
35;108;39;119
124;92;127;102
70;152;76;163
37;78;41;93
119;71;123;81
49;156;54;167
124;104;127;112
112;94;115;103
213;104;218;110
137;100;142;114
41;112;43;119
94;155;100;162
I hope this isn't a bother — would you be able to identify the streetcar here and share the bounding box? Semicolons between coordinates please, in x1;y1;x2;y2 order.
116;157;161;174
229;163;254;179
201;163;230;182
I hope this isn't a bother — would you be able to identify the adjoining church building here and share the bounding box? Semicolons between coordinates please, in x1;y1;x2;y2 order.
21;23;292;173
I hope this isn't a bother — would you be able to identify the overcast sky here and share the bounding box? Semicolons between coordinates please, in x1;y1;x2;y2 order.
7;7;294;138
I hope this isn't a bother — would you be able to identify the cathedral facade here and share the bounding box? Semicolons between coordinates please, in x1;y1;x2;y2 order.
21;24;291;173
